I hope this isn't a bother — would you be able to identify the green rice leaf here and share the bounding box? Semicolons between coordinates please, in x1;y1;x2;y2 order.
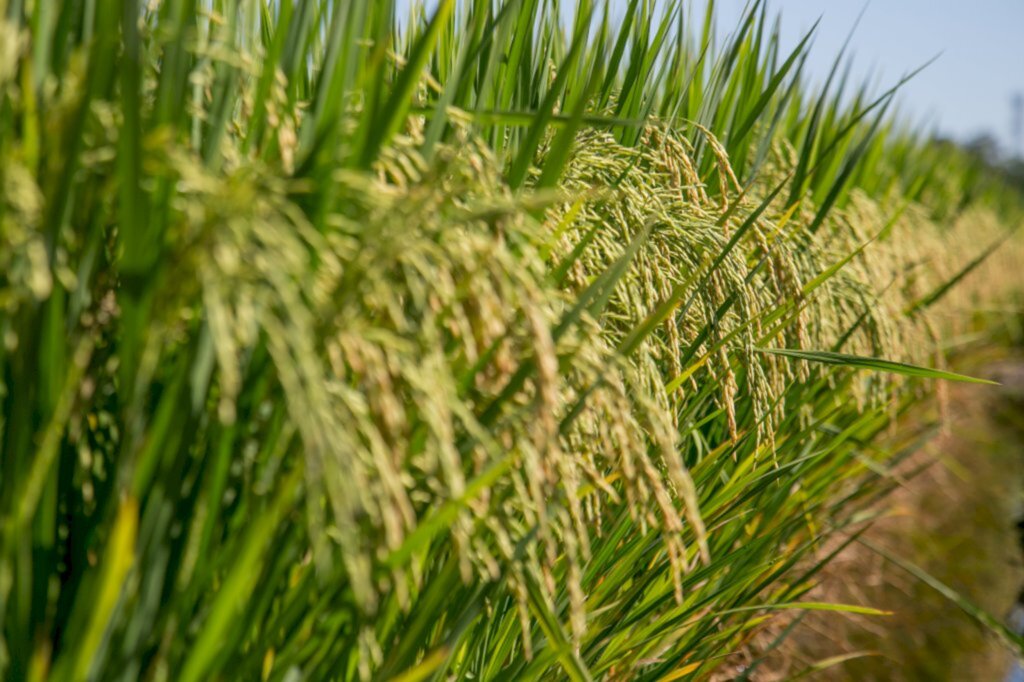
757;348;999;384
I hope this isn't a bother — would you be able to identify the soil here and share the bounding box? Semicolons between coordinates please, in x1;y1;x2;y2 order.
736;356;1024;681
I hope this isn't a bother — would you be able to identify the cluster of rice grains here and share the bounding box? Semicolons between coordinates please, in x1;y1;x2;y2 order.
172;128;715;665
185;115;1021;675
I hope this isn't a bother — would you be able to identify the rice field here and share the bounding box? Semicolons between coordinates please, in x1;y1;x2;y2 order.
0;0;1022;680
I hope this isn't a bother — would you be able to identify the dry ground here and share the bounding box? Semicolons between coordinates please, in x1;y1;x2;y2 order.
728;355;1024;681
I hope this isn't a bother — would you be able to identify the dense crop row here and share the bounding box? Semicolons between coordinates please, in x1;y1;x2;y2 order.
0;1;1021;680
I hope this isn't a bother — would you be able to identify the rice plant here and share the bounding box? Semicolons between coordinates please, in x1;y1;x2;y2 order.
0;1;1021;680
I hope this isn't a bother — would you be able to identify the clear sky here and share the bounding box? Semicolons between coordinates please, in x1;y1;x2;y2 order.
697;0;1024;154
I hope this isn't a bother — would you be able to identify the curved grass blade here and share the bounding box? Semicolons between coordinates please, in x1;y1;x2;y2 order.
862;538;1024;657
757;348;998;385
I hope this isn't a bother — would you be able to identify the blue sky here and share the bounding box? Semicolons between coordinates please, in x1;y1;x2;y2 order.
696;0;1024;153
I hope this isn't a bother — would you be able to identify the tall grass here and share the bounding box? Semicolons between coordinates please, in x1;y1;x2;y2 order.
0;1;1021;680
